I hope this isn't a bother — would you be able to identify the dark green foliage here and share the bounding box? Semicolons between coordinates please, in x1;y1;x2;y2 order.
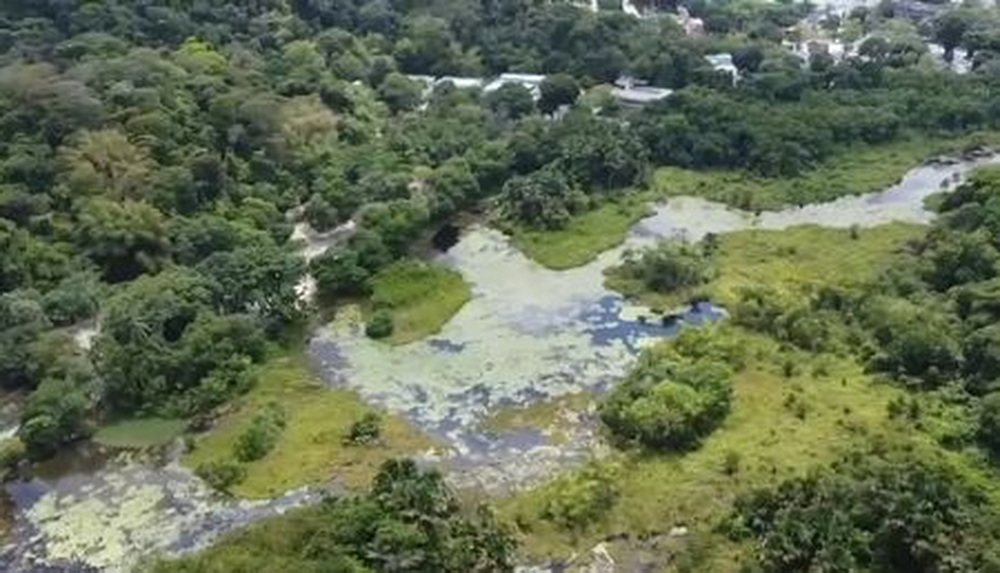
195;460;247;494
157;459;516;572
730;453;997;573
498;169;582;230
197;245;305;327
484;83;535;121
600;328;738;451
979;392;1000;457
619;240;714;294
0;290;52;389
94;269;265;416
538;74;580;114
345;412;382;446
40;272;101;326
364;309;394;339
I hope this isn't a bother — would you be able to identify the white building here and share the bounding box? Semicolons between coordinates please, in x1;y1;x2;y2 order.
483;73;548;101
611;77;673;106
434;76;486;90
705;53;738;83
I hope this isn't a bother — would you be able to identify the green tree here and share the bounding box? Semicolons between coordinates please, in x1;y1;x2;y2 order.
484;83;535;121
376;72;423;114
498;169;582;230
619;240;714;294
75;198;171;282
538;73;580;115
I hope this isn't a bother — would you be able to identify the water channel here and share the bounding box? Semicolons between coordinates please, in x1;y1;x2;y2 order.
1;152;997;572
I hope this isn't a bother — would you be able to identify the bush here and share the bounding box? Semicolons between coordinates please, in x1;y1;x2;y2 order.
600;335;734;451
730;453;993;573
542;462;620;531
619;240;714;294
0;437;26;478
195;459;247;493
233;404;286;462
979;392;1000;457
722;451;741;476
365;308;394;339
41;273;100;326
345;412;382;446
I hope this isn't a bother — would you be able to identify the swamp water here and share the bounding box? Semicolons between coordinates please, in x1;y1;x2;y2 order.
3;154;998;572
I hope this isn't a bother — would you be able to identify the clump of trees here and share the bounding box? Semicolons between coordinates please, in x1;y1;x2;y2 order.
159;459;516;572
617;240;715;295
730;452;998;573
600;327;741;451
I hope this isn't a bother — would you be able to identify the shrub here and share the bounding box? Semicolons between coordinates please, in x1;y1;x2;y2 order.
345;412;382;446
542;462;620;531
979;392;1000;457
195;459;246;493
722;451;741;476
233;404;286;462
619;240;714;294
600;335;734;451
0;437;26;478
730;453;992;573
365;308;394;339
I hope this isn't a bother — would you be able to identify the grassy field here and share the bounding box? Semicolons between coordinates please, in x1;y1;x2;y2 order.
655;133;1000;211
501;222;947;568
605;223;924;310
369;259;471;345
182;353;434;499
503;194;652;270
498;332;907;568
92;418;186;448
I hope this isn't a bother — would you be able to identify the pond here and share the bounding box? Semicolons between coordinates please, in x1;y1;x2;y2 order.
2;152;997;571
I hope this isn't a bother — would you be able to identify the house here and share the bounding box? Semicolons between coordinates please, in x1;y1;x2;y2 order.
611;77;673;106
434;76;486;91
483;73;548;101
705;53;738;83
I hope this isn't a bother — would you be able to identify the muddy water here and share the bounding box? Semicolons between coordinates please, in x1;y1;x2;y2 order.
2;154;996;571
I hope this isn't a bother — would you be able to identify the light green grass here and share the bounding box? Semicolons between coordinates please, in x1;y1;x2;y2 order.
183;354;435;499
505;223;940;568
92;418;186;448
655;133;1000;211
504;195;653;270
498;332;906;568
369;259;472;345
606;223;924;310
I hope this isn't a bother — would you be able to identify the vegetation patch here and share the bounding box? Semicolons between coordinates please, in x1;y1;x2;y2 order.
92;418;186;449
499;331;907;566
367;259;472;345
606;223;923;310
153;460;516;573
655;133;1000;211
480;392;596;446
503;195;652;270
182;354;434;499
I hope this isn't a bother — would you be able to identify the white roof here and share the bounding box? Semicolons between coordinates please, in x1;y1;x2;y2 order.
497;73;546;84
612;86;673;104
705;53;733;66
435;77;485;89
